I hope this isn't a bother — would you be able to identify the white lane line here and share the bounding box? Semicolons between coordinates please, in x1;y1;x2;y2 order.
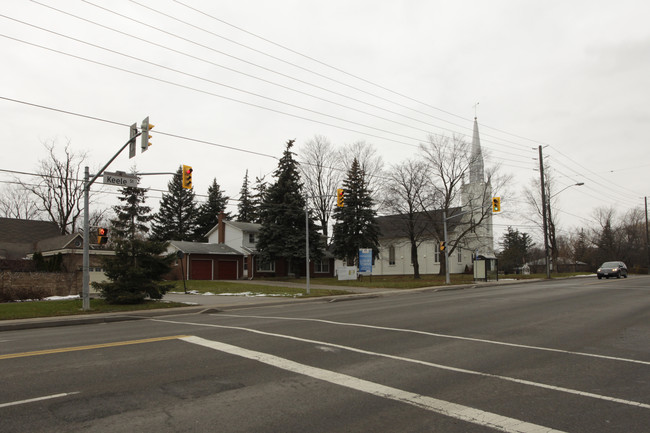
153;318;650;410
0;392;80;408
217;314;650;366
182;335;566;433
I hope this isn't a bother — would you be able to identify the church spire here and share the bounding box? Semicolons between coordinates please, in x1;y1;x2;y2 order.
469;117;484;184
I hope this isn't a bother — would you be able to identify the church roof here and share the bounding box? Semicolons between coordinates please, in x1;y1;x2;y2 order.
469;117;484;184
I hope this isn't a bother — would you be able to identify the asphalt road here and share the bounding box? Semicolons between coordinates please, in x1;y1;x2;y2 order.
1;276;649;432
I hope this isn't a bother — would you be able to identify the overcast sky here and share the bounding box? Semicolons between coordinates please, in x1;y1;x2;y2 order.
2;0;649;244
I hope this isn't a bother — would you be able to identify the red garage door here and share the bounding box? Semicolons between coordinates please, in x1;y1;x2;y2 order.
190;259;212;280
218;260;238;280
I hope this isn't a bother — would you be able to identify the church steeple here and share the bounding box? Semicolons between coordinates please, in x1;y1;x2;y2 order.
469;117;484;184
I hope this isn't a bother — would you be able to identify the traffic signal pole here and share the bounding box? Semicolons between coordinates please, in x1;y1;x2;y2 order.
81;131;142;311
443;210;450;284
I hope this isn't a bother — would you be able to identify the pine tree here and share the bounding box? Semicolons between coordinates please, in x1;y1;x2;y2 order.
332;158;381;264
92;183;174;304
250;174;268;224
150;166;199;241
237;170;255;222
256;140;322;275
111;184;152;241
195;178;230;240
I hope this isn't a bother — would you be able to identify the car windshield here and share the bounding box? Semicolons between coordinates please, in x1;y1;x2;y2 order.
601;262;620;267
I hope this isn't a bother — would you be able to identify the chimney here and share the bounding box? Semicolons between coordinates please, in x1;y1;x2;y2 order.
218;211;225;244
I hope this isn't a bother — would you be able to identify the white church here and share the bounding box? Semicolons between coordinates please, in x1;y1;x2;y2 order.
371;117;496;276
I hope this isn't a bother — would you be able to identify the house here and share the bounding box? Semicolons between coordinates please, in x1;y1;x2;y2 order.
31;232;113;287
165;213;335;281
354;118;496;277
525;257;589;274
0;217;113;293
0;217;61;261
167;240;244;280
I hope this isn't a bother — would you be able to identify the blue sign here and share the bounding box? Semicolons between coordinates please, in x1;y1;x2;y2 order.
358;248;372;275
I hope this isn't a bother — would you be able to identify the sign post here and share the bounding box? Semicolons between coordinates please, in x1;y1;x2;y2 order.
359;248;373;276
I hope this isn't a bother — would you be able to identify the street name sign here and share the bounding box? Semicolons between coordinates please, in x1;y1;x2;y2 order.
103;171;139;187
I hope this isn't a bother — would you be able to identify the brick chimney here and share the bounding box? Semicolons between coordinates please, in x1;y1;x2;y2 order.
218;211;225;244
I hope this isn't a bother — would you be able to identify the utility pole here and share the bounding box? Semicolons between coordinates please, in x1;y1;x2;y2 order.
646;197;649;275
538;146;550;279
305;197;310;295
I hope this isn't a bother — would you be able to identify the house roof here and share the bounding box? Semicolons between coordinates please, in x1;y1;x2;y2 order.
226;221;261;233
35;233;82;252
0;218;62;259
376;208;463;240
169;240;242;256
0;218;61;243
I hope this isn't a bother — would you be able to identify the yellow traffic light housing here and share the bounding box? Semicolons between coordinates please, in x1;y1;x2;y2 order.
492;196;501;213
336;188;345;207
439;241;446;252
141;116;154;152
97;227;109;245
182;165;193;189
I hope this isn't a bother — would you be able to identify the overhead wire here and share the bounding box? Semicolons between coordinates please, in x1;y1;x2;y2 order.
4;2;642;225
30;0;536;160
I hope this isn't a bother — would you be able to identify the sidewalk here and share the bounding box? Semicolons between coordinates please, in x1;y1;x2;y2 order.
0;278;537;332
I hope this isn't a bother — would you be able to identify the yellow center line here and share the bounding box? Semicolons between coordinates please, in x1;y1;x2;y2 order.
0;335;191;360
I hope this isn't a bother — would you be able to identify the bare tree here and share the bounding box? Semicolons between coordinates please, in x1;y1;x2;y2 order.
18;139;89;234
383;159;437;278
420;133;510;276
0;184;40;219
523;166;562;271
298;135;342;241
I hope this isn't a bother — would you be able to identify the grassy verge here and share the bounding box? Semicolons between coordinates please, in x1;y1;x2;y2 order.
0;299;187;321
256;272;593;289
169;280;350;297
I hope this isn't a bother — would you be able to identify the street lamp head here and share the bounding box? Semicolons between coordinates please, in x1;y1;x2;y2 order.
576;182;585;186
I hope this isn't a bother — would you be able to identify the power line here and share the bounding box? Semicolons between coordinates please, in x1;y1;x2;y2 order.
24;2;536;158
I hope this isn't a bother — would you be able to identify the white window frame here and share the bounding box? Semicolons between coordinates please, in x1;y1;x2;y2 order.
257;259;275;272
388;245;396;266
314;259;330;274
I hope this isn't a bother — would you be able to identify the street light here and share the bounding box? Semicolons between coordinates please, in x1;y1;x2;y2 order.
545;182;584;276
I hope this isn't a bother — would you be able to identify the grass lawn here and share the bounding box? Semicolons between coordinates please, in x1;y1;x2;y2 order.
169;280;350;297
0;298;187;321
261;272;587;289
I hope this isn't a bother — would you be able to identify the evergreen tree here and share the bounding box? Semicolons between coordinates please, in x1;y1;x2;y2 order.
111;184;152;241
150;166;199;241
256;140;322;275
93;183;174;304
250;174;268;223
331;158;381;264
195;178;230;240
497;226;534;273
237;170;255;222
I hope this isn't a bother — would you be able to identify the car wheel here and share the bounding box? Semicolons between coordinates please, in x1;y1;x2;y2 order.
617;272;621;279
606;276;609;279
623;273;627;278
598;276;602;279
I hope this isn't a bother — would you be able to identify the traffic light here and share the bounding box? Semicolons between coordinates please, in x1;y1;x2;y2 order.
492;196;501;212
129;122;138;159
439;241;446;252
140;116;154;152
336;188;344;207
182;165;193;189
97;227;109;245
